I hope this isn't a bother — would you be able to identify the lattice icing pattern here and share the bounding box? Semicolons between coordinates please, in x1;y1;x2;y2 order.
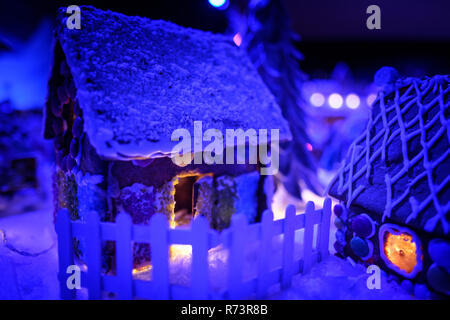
328;74;449;235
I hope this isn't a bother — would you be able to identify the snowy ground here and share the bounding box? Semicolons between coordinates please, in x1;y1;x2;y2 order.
0;207;415;300
268;255;414;300
0;207;59;299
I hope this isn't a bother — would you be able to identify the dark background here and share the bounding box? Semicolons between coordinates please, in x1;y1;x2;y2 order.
1;0;449;80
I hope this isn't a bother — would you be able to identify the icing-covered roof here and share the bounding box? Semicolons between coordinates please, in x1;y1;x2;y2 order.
46;6;291;159
328;70;449;236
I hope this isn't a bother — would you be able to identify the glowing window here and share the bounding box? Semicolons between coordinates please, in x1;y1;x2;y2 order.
379;224;423;278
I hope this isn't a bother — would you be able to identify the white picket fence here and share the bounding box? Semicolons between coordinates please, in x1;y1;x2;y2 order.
56;198;332;300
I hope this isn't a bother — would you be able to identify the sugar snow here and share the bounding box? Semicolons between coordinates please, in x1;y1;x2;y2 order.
52;6;291;160
0;206;416;300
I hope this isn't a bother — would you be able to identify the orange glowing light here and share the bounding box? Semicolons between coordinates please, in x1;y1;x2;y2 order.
379;224;423;278
384;232;418;274
132;264;152;275
169;216;192;259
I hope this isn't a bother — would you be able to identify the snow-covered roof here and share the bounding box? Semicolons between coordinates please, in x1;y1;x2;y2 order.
328;70;449;236
46;6;291;160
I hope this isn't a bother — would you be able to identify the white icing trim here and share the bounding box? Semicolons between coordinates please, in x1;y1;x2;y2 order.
329;76;449;234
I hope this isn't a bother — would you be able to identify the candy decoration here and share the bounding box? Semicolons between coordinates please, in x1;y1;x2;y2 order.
70;139;79;158
374;66;400;87
414;283;430;299
333;204;343;217
350;236;370;258
335;229;346;244
351;214;375;238
426;263;450;295
428;239;450;271
72;117;83;138
387;274;399;284
334;217;345;230
401;279;413;294
334;241;345;255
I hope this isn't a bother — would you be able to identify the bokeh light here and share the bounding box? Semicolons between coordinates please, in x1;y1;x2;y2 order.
310;92;325;107
328;93;343;109
366;93;377;106
208;0;229;9
233;33;242;47
345;93;360;109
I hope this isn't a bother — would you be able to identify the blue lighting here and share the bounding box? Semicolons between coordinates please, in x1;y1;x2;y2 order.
208;0;229;10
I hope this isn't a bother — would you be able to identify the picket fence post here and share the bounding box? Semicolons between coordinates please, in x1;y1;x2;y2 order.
257;210;273;299
191;215;209;299
56;208;75;300
116;213;133;299
303;201;315;273
86;211;102;299
150;213;170;299
319;198;332;261
281;205;296;289
227;214;247;299
56;198;332;300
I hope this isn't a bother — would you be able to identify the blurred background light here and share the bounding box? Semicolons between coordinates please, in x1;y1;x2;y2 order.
310;92;325;107
328;93;343;109
233;32;242;47
345;93;360;109
208;0;229;10
366;93;377;106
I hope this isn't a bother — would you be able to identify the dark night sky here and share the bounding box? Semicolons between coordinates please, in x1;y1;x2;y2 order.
1;0;449;40
0;0;449;78
285;0;450;41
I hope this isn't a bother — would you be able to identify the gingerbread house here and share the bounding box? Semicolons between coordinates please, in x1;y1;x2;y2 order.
328;67;449;297
43;6;291;270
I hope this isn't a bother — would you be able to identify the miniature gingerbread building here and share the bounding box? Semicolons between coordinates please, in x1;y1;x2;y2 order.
328;67;449;296
44;6;291;269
